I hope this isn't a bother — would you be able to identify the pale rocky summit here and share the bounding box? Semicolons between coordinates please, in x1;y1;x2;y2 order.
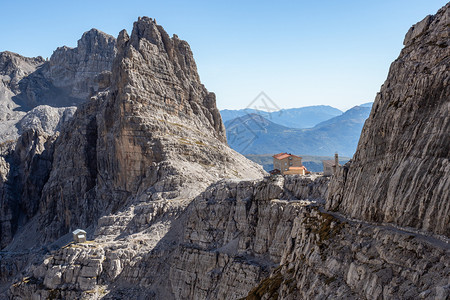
17;105;77;136
0;52;45;141
327;3;450;237
0;29;116;142
47;29;116;101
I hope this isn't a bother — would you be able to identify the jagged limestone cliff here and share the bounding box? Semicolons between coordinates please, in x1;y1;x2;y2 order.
246;207;449;299
327;3;450;237
243;4;450;299
34;17;263;243
0;129;57;249
0;29;116;142
2;16;265;298
9;176;329;299
0;29;117;250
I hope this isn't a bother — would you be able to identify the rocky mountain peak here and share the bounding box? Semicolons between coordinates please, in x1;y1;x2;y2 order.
9;17;264;242
0;28;117;142
113;16;225;142
48;28;116;100
327;3;449;236
2;8;449;300
403;4;449;47
0;51;44;89
78;28;115;51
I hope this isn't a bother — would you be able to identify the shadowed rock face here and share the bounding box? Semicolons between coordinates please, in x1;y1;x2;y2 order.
0;129;56;248
0;29;116;142
35;17;264;242
0;29;117;248
327;4;449;236
48;28;117;101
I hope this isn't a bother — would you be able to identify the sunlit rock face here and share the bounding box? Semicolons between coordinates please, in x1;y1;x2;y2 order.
3;16;268;299
327;3;450;237
36;17;264;242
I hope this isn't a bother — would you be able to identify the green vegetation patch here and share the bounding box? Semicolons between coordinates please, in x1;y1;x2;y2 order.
244;270;283;300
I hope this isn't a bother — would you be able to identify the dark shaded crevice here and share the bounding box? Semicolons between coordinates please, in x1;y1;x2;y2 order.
85;116;98;192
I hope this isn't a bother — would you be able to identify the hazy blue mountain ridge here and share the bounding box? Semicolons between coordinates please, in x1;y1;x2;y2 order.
220;105;342;129
223;104;372;157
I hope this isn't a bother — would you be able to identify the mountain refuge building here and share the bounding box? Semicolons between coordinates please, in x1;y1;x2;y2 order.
272;153;307;175
72;229;87;243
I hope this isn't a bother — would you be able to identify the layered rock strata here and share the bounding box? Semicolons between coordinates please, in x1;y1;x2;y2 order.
2;16;266;297
244;5;450;299
9;175;329;299
245;207;450;299
35;16;264;243
327;3;450;237
0;29;116;142
47;29;116;101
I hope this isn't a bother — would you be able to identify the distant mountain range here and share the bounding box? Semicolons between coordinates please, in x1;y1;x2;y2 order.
220;105;343;129
223;103;372;157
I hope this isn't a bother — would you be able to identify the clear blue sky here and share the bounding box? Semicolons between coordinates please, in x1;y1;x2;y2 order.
1;0;447;111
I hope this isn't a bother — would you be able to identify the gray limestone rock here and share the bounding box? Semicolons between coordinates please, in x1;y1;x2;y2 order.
0;28;116;250
246;207;450;300
327;3;450;237
17;105;77;136
0;28;116;143
8;175;328;299
47;28;116;100
0;52;45;142
0;129;56;248
2;5;450;300
34;16;265;243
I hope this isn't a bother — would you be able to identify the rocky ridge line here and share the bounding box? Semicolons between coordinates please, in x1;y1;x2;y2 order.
327;3;450;237
0;29;116;142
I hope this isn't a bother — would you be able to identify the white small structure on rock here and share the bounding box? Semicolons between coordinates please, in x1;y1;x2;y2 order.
72;229;87;243
322;153;340;176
